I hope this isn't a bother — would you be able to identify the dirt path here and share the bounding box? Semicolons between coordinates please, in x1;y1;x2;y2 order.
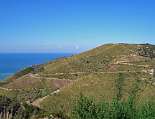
28;70;147;79
31;89;60;108
113;61;150;67
0;87;12;91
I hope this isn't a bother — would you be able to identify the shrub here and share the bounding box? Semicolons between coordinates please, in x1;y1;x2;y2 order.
73;95;155;119
72;94;97;119
0;95;41;119
72;74;155;119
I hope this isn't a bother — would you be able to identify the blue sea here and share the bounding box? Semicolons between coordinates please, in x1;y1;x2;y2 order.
0;53;72;80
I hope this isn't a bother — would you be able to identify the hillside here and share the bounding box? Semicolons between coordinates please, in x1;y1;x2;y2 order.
0;43;155;118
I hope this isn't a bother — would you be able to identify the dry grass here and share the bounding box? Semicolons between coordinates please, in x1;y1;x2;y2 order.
41;73;155;115
1;43;155;117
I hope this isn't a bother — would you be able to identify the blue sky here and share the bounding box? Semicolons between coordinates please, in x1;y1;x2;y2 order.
0;0;155;53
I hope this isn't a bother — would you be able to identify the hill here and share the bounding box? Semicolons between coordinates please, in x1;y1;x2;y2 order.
0;43;155;118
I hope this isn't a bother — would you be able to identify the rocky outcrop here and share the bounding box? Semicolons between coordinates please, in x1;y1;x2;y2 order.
137;44;155;59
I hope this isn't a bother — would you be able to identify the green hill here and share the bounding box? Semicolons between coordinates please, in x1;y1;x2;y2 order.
0;43;155;118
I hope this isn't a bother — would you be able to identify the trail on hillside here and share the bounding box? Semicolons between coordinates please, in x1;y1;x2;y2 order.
31;89;60;108
0;87;12;91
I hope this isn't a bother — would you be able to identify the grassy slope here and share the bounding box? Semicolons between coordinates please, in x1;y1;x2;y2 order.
41;73;155;115
1;74;72;102
1;43;155;116
39;44;155;115
43;44;138;73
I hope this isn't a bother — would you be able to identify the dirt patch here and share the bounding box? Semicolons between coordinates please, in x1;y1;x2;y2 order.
52;79;72;89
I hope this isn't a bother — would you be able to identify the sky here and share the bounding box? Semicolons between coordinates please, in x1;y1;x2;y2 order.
0;0;155;53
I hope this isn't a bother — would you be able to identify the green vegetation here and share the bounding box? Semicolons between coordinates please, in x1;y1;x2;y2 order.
73;95;155;119
0;95;44;119
0;43;155;118
9;67;34;80
72;73;155;119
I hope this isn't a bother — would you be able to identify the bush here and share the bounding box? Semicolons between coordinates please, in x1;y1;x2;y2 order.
72;95;155;119
72;74;155;119
72;94;97;119
0;95;41;119
137;101;155;119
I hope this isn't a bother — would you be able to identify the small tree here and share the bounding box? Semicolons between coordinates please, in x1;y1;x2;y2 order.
72;94;97;119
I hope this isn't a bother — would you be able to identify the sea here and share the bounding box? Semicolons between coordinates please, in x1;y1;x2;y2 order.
0;53;72;80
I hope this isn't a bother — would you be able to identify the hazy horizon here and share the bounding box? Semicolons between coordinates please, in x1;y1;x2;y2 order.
0;43;155;54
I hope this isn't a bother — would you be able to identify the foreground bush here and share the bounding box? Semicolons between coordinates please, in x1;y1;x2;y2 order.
72;73;155;119
72;95;155;119
0;95;43;119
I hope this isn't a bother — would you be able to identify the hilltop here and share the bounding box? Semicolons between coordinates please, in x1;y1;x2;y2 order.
0;43;155;118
